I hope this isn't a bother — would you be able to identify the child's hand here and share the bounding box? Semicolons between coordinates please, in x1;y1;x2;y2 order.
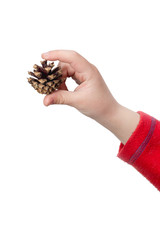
41;50;140;144
41;50;119;124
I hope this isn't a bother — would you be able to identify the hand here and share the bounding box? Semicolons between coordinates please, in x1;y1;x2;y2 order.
41;50;140;144
41;50;119;124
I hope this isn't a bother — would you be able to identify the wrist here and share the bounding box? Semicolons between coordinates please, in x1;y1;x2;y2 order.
96;102;140;145
94;98;120;129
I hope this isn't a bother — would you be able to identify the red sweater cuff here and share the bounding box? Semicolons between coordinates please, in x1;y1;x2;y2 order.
117;111;160;190
117;111;155;163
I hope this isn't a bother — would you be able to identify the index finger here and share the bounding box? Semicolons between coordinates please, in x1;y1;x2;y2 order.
41;50;91;73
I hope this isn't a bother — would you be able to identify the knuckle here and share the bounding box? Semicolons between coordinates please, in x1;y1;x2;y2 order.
89;63;99;75
56;93;65;104
91;63;98;71
71;50;79;57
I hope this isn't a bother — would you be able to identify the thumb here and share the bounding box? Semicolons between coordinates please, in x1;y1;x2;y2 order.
43;90;76;107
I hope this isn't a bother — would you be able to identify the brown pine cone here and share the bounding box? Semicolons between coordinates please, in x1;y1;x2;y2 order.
27;60;64;94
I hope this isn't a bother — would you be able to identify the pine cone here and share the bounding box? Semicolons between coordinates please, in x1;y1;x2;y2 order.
28;60;64;94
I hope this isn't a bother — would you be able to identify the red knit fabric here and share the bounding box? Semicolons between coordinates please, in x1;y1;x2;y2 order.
117;111;160;191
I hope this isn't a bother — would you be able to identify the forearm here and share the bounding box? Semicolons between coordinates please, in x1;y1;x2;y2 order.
96;103;140;145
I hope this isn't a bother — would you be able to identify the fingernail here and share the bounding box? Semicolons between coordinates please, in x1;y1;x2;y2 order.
43;98;49;106
42;52;49;58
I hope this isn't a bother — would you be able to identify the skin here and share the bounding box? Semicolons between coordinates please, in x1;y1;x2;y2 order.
41;50;140;145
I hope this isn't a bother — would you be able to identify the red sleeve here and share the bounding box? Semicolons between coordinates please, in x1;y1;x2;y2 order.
117;111;160;191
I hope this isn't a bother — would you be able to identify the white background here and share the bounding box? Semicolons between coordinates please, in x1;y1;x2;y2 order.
0;0;160;239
